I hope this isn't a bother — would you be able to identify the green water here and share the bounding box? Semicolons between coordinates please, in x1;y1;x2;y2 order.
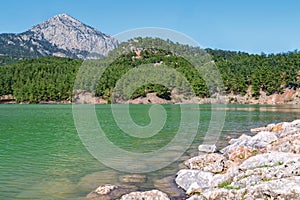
0;104;299;199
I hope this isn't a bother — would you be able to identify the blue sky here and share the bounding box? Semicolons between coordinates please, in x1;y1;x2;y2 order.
1;0;300;54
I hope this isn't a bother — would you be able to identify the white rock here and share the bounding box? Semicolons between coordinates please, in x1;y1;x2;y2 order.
186;182;202;195
95;184;117;195
198;144;217;153
120;190;170;200
184;153;226;173
175;169;214;191
240;152;300;170
220;131;277;155
244;177;300;199
186;194;205;200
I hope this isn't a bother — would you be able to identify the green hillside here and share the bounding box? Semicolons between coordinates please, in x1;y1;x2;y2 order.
1;38;300;103
0;57;81;103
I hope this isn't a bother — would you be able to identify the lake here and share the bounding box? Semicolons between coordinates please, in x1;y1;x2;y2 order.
0;104;299;199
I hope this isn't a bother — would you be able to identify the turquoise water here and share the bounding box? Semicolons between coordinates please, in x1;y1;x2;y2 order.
0;104;299;199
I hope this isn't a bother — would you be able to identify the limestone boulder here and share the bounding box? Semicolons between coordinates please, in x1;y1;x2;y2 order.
184;153;227;173
120;190;170;200
87;184;137;200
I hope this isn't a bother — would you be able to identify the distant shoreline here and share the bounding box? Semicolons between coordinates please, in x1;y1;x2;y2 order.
1;87;300;105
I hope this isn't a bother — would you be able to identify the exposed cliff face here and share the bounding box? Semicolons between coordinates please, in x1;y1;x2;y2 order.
225;88;300;105
0;14;118;59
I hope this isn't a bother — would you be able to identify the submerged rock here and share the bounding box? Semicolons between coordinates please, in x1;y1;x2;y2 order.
119;174;147;183
153;175;185;197
120;190;170;200
87;184;137;200
15;178;76;200
77;170;118;193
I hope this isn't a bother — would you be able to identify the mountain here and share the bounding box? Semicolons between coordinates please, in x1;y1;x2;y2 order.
0;14;118;60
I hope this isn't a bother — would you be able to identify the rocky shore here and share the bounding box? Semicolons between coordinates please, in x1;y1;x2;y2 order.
176;119;300;200
86;119;300;199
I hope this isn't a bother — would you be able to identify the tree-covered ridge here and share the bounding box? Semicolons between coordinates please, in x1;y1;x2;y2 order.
207;49;300;97
0;38;299;103
95;48;209;102
0;55;20;66
0;57;82;103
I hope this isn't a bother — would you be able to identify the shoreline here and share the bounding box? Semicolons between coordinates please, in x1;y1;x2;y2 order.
85;119;300;199
1;87;300;105
175;119;300;200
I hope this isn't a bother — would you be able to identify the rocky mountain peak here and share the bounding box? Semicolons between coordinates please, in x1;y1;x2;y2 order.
31;13;85;32
0;13;118;59
52;13;77;21
28;13;118;58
